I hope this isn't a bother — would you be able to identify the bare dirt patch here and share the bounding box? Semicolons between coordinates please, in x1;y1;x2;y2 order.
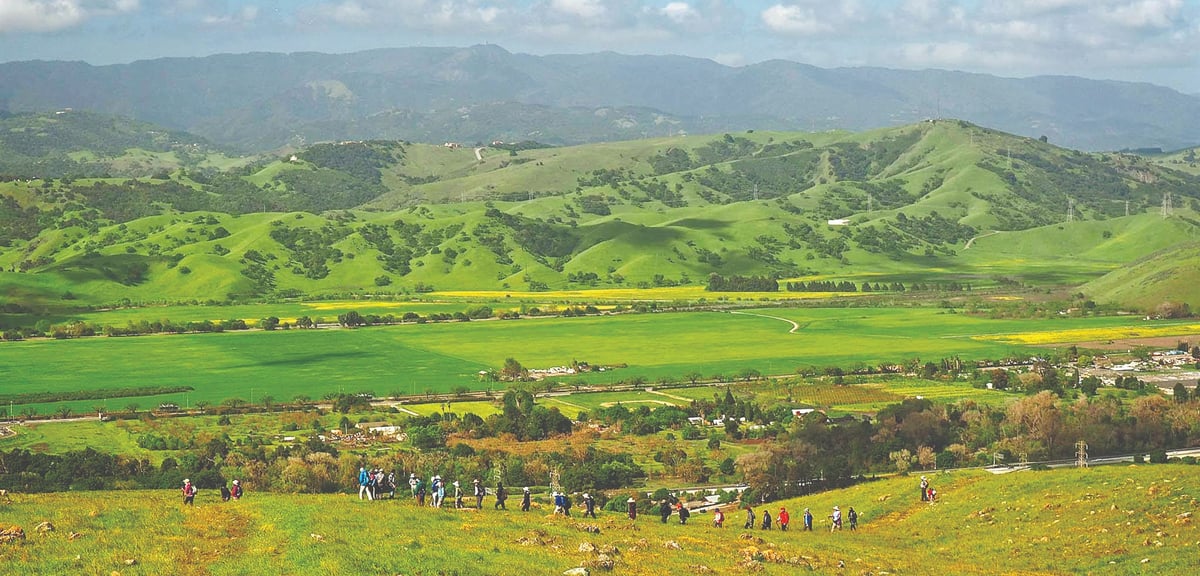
1060;336;1199;351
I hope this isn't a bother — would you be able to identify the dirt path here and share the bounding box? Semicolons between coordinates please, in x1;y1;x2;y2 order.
647;390;692;402
474;147;484;161
730;311;801;333
964;230;1000;249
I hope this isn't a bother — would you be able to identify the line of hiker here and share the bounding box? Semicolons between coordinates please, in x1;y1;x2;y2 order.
180;478;246;505
741;505;858;532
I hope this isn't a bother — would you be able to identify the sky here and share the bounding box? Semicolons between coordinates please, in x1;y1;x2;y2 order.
1;0;1198;93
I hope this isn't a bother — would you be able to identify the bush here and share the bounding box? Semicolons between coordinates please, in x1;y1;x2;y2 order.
1148;450;1169;464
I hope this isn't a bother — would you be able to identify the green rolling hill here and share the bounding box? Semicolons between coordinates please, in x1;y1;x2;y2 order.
2;116;1199;314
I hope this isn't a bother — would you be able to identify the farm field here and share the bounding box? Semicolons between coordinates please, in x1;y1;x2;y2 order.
4;307;1199;415
1;465;1196;575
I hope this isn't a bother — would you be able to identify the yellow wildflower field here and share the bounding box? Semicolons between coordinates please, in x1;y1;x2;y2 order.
973;323;1200;345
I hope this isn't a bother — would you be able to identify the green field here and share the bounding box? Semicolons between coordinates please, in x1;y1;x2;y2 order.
1;465;1195;574
4;307;1200;415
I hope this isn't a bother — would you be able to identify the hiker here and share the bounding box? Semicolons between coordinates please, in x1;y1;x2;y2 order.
473;479;484;509
434;475;448;506
231;479;243;500
358;467;373;501
803;508;813;531
660;500;672;523
677;503;690;525
415;476;426;507
182;479;197;506
367;468;378;500
495;482;508;510
627;497;638;520
454;481;464;509
583;493;597;518
848;507;858;530
553;491;564;515
778;507;790;532
409;473;418;496
744;507;756;529
761;508;772;530
928;488;937;502
386;471;397;499
220;483;231;502
712;507;724;528
830;506;842;532
920;476;929;502
521;487;531;512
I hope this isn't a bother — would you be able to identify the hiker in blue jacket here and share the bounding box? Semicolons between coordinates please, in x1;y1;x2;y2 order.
358;467;373;501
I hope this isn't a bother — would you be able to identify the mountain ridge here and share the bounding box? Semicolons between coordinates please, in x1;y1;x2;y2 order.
2;45;1198;152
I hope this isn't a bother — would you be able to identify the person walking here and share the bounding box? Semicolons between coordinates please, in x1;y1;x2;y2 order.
778;507;790;532
453;481;464;509
495;482;508;510
386;471;397;499
231;479;243;500
830;506;842;532
583;493;597;518
182;478;197;506
920;476;929;502
521;487;531;512
358;467;373;501
744;507;756;529
847;507;858;530
712;508;724;528
678;503;690;525
803;508;813;531
473;479;484;509
409;473;418;497
761;508;772;530
553;491;564;515
659;499;672;523
627;497;637;520
415;476;426;507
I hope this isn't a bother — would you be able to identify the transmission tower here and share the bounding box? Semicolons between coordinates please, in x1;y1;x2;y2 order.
1162;193;1173;219
1067;198;1075;223
1075;440;1089;468
549;468;562;493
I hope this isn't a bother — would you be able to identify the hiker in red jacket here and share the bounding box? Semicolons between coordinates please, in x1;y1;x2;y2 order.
182;479;197;505
778;507;790;531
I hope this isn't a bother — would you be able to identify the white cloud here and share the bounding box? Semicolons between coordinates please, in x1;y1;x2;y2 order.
761;4;831;35
0;0;139;33
202;5;259;26
660;2;697;24
550;0;607;20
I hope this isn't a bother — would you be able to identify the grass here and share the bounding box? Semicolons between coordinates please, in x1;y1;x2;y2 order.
6;307;1198;415
1;464;1196;574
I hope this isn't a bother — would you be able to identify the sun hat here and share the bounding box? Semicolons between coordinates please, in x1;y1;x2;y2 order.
183;478;190;483
233;480;239;485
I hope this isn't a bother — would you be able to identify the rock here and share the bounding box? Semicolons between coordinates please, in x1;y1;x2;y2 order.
309;533;325;543
578;542;596;553
563;568;590;576
0;525;26;543
124;559;137;566
35;521;55;533
597;544;619;555
663;540;681;550
69;532;83;540
595;554;614;571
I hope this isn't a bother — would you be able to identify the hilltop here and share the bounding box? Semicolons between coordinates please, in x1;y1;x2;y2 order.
2;118;1199;310
2;46;1199;151
1;465;1196;574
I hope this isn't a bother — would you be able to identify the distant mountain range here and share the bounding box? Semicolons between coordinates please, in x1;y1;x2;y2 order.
2;45;1198;152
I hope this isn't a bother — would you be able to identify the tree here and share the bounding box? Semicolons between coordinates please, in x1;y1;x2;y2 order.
889;449;913;473
56;406;73;419
260;316;280;330
501;357;528;381
260;395;275;410
125;402;140;415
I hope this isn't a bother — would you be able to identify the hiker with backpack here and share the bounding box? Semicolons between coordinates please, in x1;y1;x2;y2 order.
778;507;790;531
495;482;508;510
358;467;372;501
473;479;484;509
627;497;637;520
659;499;672;523
182;479;197;506
803;508;813;531
231;480;243;500
453;481;465;509
920;476;929;502
677;503;690;525
521;487;531;512
220;483;231;502
761;508;772;530
830;506;842;532
847;507;858;530
712;507;724;528
744;507;756;529
583;493;597;518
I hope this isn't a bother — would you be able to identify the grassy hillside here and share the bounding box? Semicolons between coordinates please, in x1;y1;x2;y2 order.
3;120;1199;310
1082;241;1200;311
1;465;1195;574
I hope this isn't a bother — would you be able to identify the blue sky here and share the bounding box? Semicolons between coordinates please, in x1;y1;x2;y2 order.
2;0;1198;92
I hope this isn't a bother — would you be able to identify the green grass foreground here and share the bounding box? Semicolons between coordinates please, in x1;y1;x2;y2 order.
1;465;1196;575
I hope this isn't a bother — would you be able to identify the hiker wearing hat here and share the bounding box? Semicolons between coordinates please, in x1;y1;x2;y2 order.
744;506;756;529
830;506;842;532
473;479;484;509
920;476;929;501
803;508;813;531
582;492;596;518
435;475;446;508
415;476;426;507
626;497;637;520
778;507;790;531
712;507;724;528
358;467;372;501
521;487;531;512
182;478;196;506
847;506;858;530
231;479;243;500
454;481;464;509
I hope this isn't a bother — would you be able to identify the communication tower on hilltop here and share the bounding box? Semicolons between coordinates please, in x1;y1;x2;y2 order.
1067;198;1075;223
1162;193;1173;219
1076;440;1089;468
549;469;562;494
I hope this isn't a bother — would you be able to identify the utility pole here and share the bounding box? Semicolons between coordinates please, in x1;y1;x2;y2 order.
1067;198;1074;223
1075;440;1089;468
